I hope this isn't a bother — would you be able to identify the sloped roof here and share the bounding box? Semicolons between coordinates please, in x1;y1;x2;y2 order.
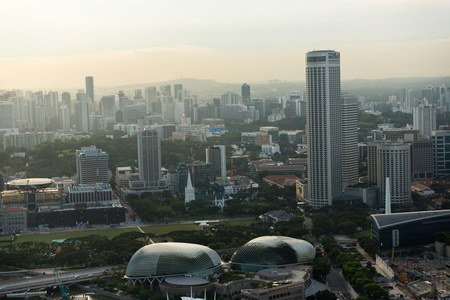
371;210;450;229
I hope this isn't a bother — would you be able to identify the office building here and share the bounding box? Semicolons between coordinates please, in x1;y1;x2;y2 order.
341;95;359;184
138;127;162;188
76;145;109;185
100;95;116;119
206;144;227;180
413;104;436;138
59;105;71;131
305;50;342;208
85;76;95;108
411;138;434;180
174;84;183;101
367;141;411;206
432;130;450;177
241;83;251;105
75;92;90;133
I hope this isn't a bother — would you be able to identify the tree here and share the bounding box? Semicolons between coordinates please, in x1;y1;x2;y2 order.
315;290;337;300
363;283;388;300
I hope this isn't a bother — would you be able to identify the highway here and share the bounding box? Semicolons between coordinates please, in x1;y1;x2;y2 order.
0;267;106;295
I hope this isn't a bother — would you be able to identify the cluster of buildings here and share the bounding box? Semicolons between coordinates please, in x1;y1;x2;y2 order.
0;145;125;233
297;50;450;210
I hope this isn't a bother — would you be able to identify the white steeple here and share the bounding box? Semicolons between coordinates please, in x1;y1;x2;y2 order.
184;171;195;204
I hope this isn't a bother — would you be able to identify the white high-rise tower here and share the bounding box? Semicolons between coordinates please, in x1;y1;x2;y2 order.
306;50;342;208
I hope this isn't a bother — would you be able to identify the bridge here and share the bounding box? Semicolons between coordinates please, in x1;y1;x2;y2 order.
0;267;106;295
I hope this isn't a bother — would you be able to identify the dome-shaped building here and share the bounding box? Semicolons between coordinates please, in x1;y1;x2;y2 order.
231;236;315;271
126;242;222;285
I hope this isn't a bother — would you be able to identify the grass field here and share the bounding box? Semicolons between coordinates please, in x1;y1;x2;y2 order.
7;219;257;245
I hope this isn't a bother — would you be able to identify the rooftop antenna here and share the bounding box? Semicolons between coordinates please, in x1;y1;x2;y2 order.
385;177;391;214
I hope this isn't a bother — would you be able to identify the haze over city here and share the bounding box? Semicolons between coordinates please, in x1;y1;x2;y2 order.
2;0;450;89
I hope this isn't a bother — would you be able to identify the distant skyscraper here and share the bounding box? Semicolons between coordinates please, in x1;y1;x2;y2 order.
413;104;436;138
206;144;226;179
341;95;359;185
145;86;157;114
85;76;95;108
241;83;251;105
76;145;109;185
0;102;15;129
174;84;183;101
138;127;162;188
399;88;407;108
306;50;342;208
75;92;90;133
100;95;116;119
59;105;71;131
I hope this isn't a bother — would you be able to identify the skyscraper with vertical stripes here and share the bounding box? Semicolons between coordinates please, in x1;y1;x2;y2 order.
305;50;342;208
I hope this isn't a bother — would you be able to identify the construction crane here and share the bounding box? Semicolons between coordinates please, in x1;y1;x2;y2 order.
53;265;70;299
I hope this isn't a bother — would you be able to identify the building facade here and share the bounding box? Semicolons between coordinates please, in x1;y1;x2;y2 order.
76;145;109;185
341;95;359;185
367;141;411;206
138;127;163;189
305;50;342;208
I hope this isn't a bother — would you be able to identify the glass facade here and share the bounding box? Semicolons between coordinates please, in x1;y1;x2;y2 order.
126;242;222;278
231;236;315;272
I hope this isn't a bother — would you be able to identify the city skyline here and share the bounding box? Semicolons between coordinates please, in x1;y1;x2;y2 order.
1;0;450;89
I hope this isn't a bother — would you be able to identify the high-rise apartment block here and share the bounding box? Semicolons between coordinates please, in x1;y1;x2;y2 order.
367;141;411;206
76;145;109;185
138;127;162;189
305;50;342;208
413;104;436;138
341;95;359;185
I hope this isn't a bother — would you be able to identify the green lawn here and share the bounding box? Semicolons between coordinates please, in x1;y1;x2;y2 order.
140;224;200;236
13;227;141;244
353;230;371;239
8;219;257;246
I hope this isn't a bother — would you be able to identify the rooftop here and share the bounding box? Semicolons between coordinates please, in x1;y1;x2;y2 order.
371;210;450;229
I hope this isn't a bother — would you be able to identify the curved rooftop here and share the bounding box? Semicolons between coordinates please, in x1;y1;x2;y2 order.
371;210;450;229
231;236;315;271
126;242;222;279
6;178;54;190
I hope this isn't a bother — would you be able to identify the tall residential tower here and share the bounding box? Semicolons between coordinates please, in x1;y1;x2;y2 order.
305;50;342;208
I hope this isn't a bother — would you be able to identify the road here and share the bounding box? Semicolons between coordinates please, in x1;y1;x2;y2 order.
0;267;106;295
326;269;352;296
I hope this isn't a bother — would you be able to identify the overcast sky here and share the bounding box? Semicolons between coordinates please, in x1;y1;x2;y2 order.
1;0;450;90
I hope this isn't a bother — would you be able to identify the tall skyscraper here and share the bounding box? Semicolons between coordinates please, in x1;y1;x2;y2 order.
59;105;71;131
241;83;251;105
100;95;116;119
413;104;436;138
85;76;95;108
76;145;109;185
138;127;162;188
305;50;342;208
206;144;226;180
145;86;157;114
75;92;90;133
174;84;183;101
341;95;359;185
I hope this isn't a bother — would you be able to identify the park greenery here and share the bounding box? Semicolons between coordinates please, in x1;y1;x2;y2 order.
321;235;388;300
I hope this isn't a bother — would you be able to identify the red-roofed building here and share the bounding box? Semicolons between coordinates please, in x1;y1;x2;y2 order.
411;182;435;196
263;175;299;188
433;197;450;209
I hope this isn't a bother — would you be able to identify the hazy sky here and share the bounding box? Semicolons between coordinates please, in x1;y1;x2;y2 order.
1;0;450;90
